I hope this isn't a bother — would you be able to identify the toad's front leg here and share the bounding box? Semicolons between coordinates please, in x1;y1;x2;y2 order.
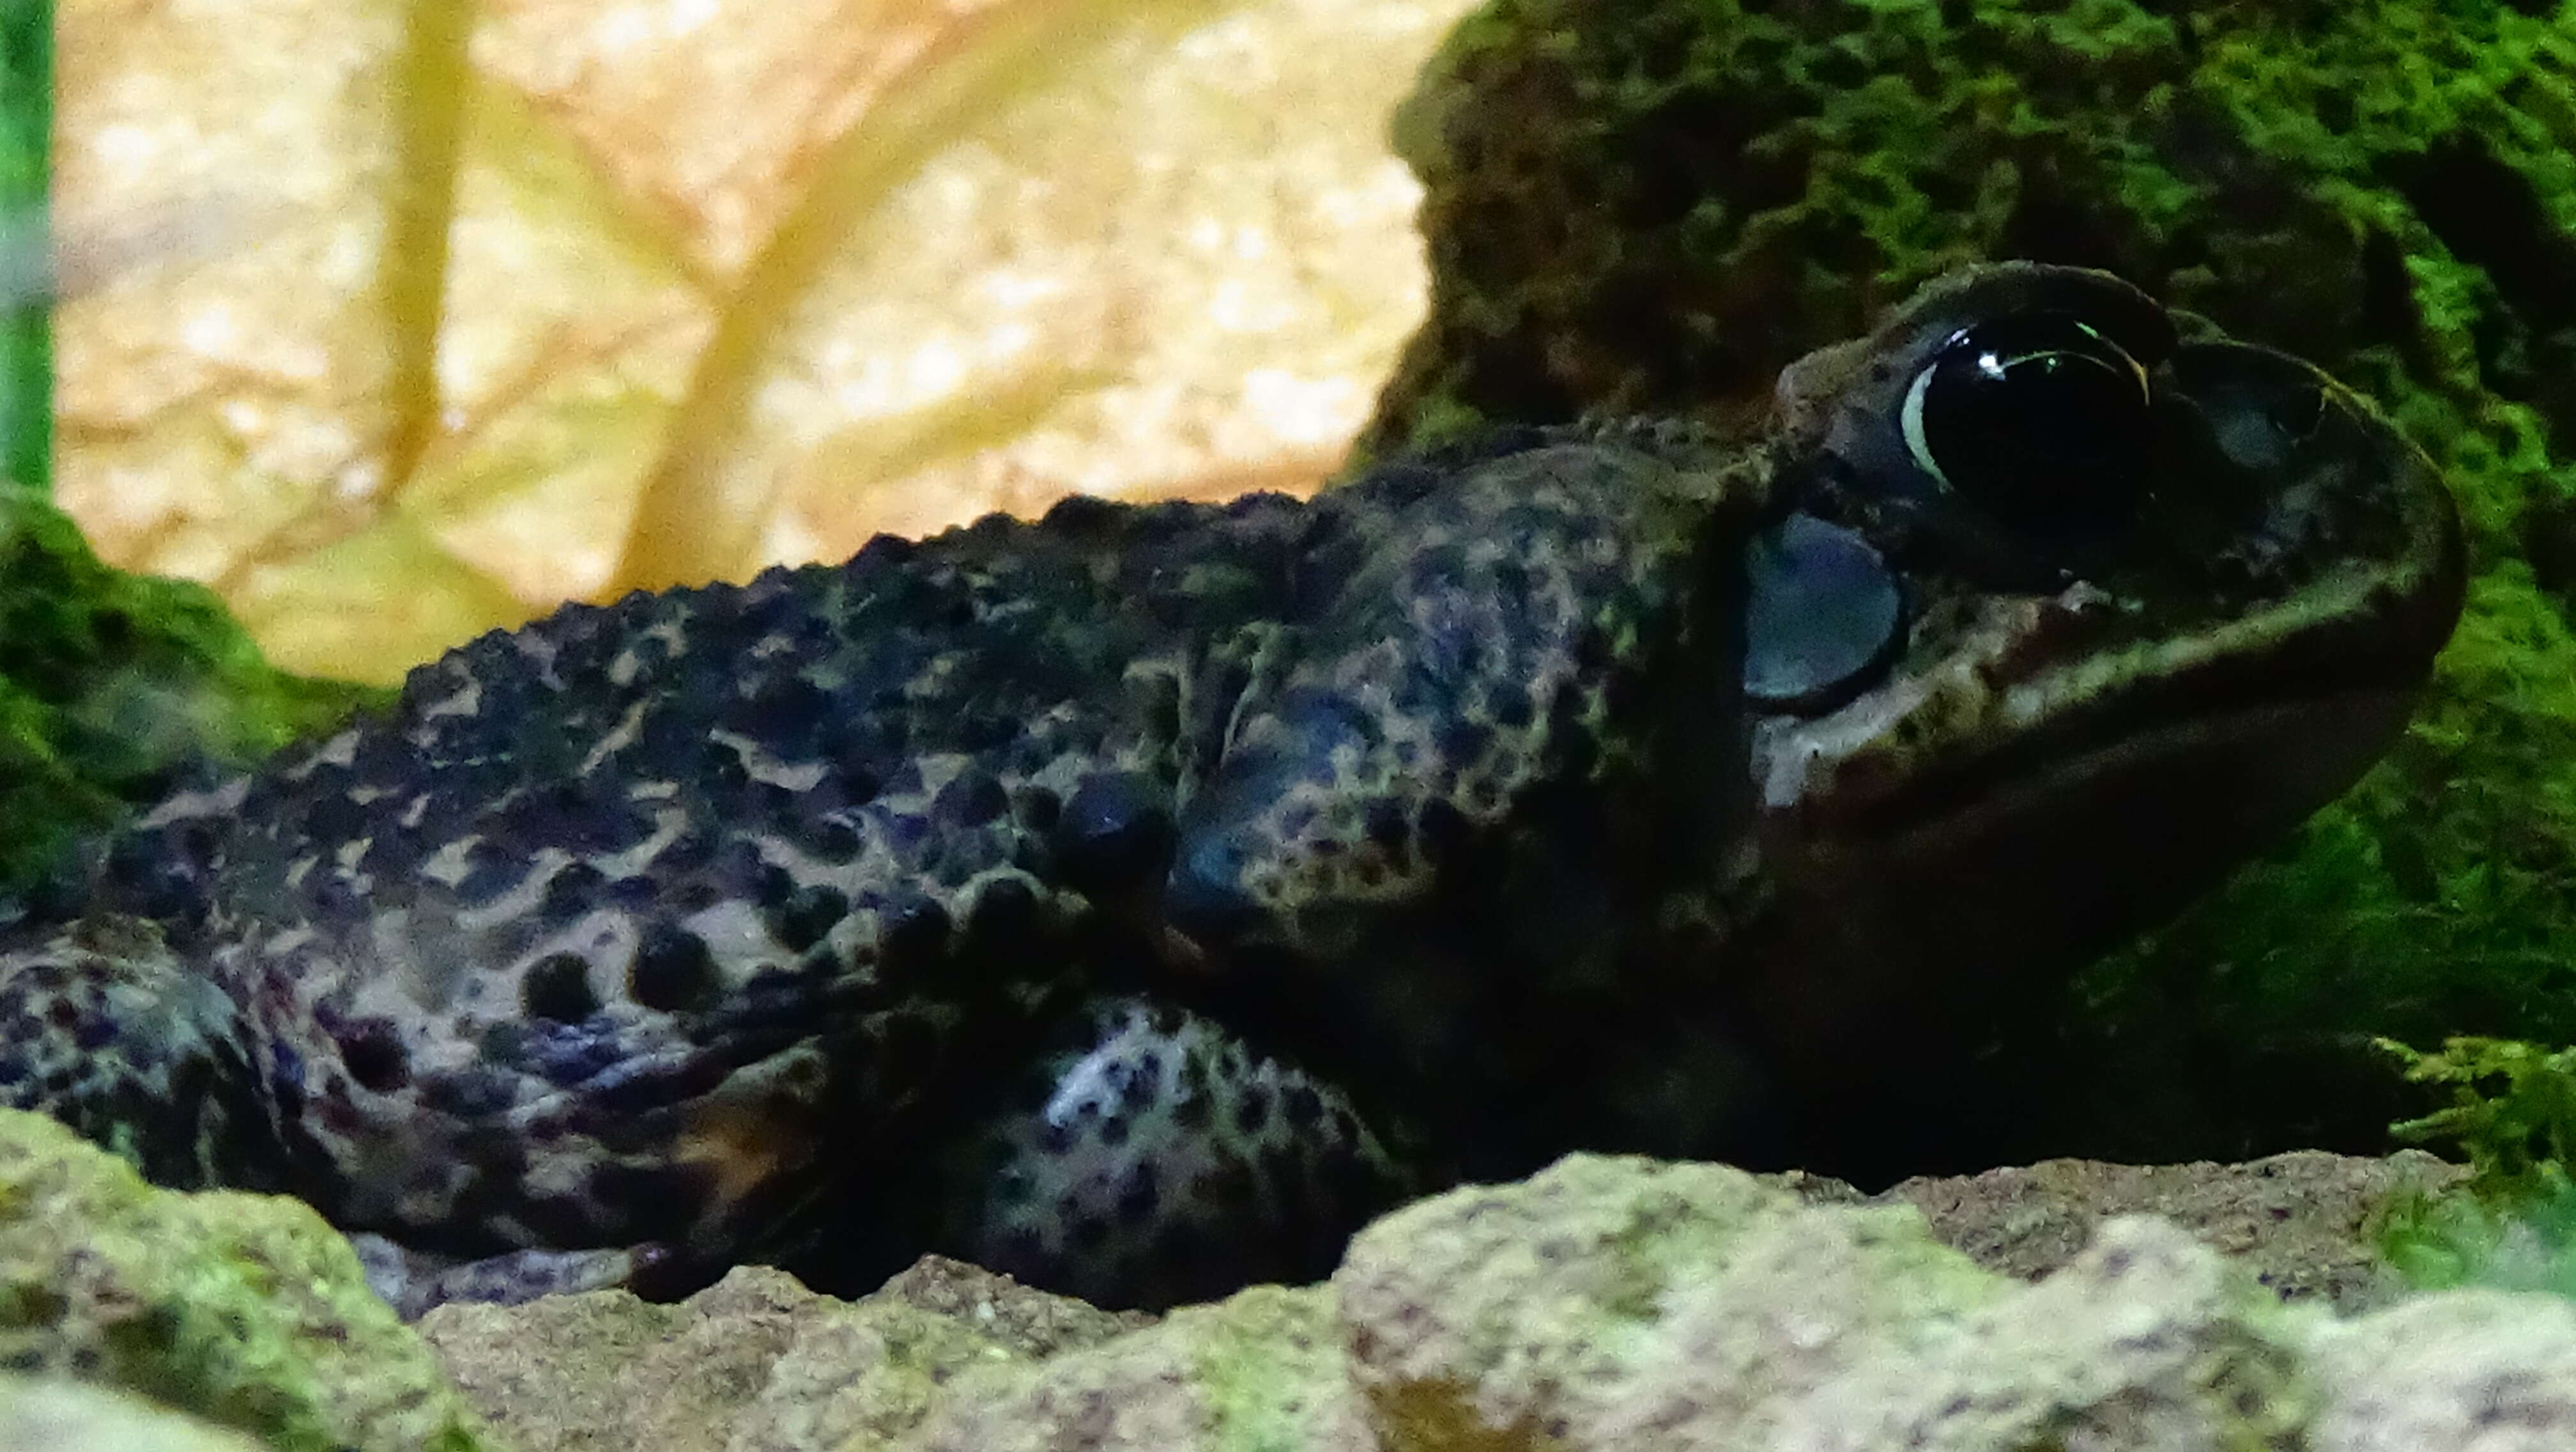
346;988;1420;1317
903;993;1422;1311
348;1237;670;1319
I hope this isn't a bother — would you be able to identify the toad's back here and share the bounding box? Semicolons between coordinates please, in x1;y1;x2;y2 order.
95;488;1320;1242
3;434;1722;1290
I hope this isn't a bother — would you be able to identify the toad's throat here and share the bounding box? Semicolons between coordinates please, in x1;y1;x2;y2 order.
1737;687;2425;1091
1736;546;2455;1026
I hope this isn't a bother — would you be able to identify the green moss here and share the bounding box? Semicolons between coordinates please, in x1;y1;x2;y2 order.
2371;1037;2576;1297
1371;1;2576;461
2386;1037;2576;1198
1372;0;2576;1162
0;489;383;893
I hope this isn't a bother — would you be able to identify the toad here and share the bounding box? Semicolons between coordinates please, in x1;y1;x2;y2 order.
0;263;2464;1313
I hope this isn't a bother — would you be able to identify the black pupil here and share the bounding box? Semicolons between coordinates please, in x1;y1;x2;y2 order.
1920;314;2150;524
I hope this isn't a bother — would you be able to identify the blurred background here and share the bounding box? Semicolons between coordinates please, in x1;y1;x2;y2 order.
50;0;1479;683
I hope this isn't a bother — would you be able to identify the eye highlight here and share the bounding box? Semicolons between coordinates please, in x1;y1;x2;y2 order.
1897;313;2153;527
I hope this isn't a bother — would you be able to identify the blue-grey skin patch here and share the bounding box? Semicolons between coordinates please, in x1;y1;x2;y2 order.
1740;513;1904;713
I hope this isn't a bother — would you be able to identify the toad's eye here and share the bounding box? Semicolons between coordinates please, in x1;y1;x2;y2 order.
1898;312;2152;525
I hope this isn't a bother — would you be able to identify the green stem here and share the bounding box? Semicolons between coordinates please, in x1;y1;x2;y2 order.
1;0;48;494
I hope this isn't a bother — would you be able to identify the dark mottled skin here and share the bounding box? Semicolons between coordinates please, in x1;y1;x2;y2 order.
0;265;2464;1313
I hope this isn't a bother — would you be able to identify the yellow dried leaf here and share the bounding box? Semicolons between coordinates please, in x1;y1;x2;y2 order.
56;0;1476;683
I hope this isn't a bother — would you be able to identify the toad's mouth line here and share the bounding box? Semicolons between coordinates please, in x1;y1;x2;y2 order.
1788;682;2423;861
1766;590;2442;844
1756;526;2462;848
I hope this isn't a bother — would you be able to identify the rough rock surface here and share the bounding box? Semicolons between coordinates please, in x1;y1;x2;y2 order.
2304;1289;2576;1449
910;1155;2575;1451
423;1152;2563;1452
1330;1155;2283;1451
0;1109;489;1452
908;1281;1361;1452
418;1258;1149;1452
1873;1148;2470;1313
0;1377;268;1452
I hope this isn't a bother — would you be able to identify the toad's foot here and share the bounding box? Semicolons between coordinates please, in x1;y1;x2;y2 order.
349;1235;675;1320
912;994;1422;1310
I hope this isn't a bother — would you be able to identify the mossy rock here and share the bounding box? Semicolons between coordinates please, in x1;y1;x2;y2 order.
0;1377;270;1452
0;487;376;895
1365;0;2576;1166
0;1108;491;1451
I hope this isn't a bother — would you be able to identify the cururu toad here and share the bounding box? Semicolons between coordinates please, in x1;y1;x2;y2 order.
0;264;2465;1313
